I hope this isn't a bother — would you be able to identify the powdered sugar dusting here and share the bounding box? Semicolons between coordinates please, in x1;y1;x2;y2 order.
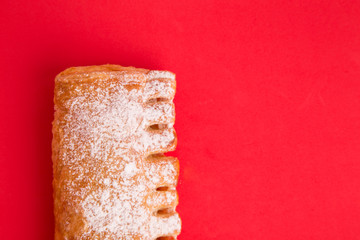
122;162;139;178
150;214;181;238
147;70;175;80
53;67;180;239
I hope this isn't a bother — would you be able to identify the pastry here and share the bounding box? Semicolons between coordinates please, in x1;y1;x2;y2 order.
52;65;180;239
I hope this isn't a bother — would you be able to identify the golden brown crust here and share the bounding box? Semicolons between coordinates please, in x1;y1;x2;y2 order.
52;65;180;240
56;64;149;77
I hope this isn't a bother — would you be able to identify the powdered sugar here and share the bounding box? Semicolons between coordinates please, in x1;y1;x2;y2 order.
53;67;180;239
147;70;175;80
122;162;139;178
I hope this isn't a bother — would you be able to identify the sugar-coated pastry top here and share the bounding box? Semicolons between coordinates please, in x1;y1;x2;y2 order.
52;65;180;239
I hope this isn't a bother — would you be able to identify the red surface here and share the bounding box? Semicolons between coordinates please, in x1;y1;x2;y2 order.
1;0;360;239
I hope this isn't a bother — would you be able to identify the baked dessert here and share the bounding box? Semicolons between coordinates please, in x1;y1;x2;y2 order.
52;65;180;239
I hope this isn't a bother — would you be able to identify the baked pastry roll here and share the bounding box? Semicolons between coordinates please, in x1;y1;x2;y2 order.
52;65;180;240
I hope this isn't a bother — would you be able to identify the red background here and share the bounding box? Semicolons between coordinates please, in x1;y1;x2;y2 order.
1;0;360;239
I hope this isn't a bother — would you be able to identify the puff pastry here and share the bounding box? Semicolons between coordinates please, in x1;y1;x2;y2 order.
52;65;180;239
